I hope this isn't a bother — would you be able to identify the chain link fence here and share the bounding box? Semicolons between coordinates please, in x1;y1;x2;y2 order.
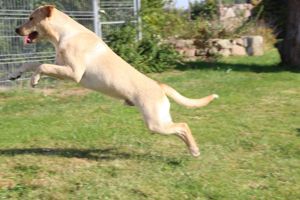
0;0;141;86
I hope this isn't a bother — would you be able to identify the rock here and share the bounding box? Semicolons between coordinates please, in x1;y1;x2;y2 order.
216;39;232;49
174;39;194;48
184;40;195;47
231;45;247;56
186;57;198;62
208;39;219;47
208;47;219;55
234;38;243;46
245;36;264;56
247;46;264;56
195;49;207;56
223;7;236;19
234;38;248;47
246;4;253;9
175;40;186;48
237;4;246;10
219;49;231;57
242;37;249;47
219;7;226;18
244;9;252;18
167;38;176;45
183;48;196;57
176;48;185;55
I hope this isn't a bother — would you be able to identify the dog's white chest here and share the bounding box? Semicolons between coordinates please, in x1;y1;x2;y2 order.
79;66;124;99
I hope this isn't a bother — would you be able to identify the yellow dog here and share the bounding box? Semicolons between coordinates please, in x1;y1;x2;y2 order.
12;5;219;156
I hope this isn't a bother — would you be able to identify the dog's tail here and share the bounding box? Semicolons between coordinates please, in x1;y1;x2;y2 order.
160;83;219;108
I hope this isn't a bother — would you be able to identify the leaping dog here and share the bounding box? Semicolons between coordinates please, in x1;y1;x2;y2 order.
11;5;219;157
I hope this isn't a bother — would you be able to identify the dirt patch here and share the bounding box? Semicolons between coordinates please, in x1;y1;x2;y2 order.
38;87;91;97
0;178;16;189
281;89;299;95
0;87;10;92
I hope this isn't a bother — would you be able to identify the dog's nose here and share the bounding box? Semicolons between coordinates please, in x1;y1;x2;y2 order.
15;28;21;35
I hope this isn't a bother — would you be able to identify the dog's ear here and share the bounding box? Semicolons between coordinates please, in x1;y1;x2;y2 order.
42;5;55;18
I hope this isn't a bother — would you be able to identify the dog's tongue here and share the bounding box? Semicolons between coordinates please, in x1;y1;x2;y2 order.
23;35;31;44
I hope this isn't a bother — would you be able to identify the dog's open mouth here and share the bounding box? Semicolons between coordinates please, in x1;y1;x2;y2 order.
24;31;38;44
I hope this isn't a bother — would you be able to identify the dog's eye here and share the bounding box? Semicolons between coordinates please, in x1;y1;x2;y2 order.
29;17;33;21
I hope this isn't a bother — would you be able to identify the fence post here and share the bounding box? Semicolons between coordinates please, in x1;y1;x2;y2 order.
92;0;101;37
134;0;142;40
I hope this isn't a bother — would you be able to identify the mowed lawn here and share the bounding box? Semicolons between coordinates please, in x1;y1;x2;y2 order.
0;50;299;199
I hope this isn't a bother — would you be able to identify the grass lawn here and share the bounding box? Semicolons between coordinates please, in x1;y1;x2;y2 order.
0;49;299;199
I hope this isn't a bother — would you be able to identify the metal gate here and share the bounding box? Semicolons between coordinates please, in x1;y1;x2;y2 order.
0;0;141;86
97;0;141;40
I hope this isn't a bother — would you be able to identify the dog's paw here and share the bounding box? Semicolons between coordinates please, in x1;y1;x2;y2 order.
212;94;219;99
30;74;40;88
190;147;200;157
8;72;22;81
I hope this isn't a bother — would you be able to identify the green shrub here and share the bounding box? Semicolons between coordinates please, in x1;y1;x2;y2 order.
106;24;181;73
189;0;218;20
105;0;183;73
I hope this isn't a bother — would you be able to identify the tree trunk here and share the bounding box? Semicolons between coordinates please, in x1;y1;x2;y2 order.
279;0;300;69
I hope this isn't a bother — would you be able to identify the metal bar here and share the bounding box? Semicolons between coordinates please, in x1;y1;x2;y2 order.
0;59;54;65
0;35;25;38
136;0;142;40
0;9;32;12
0;77;33;83
98;7;133;9
98;0;103;37
0;52;55;57
0;10;92;13
133;0;142;40
93;0;100;36
0;55;55;62
100;20;136;25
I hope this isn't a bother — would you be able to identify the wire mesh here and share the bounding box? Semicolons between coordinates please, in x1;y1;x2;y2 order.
220;0;250;5
0;0;140;86
99;0;138;40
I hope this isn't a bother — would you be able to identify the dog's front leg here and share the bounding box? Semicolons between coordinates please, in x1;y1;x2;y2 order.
9;62;41;80
31;64;83;87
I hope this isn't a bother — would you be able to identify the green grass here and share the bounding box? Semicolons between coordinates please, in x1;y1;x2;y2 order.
0;49;299;199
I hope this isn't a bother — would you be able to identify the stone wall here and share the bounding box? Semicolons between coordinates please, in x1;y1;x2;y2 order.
219;3;254;31
220;3;253;21
169;36;264;59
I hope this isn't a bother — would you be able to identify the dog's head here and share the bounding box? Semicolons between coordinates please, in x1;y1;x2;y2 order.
15;5;55;44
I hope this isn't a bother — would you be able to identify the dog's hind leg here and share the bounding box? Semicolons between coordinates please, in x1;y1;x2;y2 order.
140;97;200;157
148;122;200;157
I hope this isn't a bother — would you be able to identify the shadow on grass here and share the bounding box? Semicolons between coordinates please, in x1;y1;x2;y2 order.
296;128;300;137
176;60;299;73
0;148;124;160
0;148;186;164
